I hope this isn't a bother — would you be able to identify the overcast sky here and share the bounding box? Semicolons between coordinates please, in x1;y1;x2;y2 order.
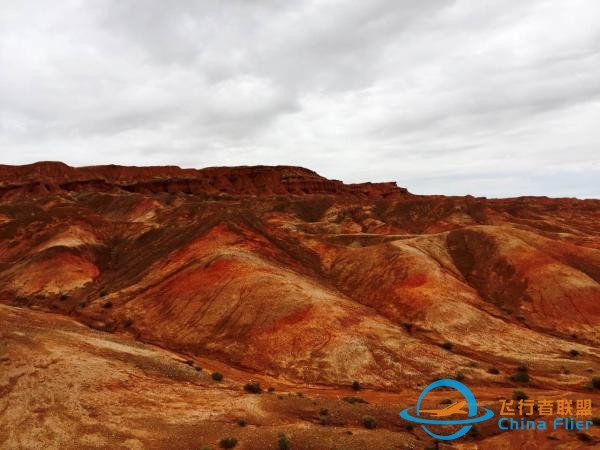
1;0;599;197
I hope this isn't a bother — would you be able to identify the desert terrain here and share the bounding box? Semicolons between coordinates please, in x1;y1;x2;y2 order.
1;162;599;449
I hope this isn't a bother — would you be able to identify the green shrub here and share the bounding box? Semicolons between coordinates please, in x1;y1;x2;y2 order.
244;382;262;394
512;390;528;401
362;415;377;429
277;433;291;450
511;368;529;383
351;381;361;391
441;342;453;351
211;372;223;382
219;437;238;449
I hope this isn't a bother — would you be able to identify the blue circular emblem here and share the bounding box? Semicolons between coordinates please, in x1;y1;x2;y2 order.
399;379;494;440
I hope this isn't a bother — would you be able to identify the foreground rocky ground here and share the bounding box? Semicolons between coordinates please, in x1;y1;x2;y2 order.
1;162;599;448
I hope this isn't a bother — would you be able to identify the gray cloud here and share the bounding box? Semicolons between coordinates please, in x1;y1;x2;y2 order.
1;0;599;197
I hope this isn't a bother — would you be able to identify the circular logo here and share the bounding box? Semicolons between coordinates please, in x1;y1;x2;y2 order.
399;379;494;441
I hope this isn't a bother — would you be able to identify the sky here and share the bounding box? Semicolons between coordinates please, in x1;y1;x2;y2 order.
1;0;599;198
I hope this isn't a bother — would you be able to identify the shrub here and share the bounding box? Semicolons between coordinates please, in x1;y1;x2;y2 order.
362;415;377;429
277;433;291;450
200;446;213;450
184;359;194;366
512;390;528;401
591;416;600;425
219;437;238;449
488;367;500;375
211;372;223;382
351;381;361;391
123;318;134;328
319;415;330;425
441;342;453;351
99;290;108;297
319;407;328;416
244;382;262;394
406;423;414;431
455;373;465;382
102;301;113;309
592;376;600;389
296;392;304;397
268;387;275;393
440;398;452;405
59;293;68;301
402;322;413;332
569;349;580;357
236;418;247;427
343;396;368;404
511;368;530;383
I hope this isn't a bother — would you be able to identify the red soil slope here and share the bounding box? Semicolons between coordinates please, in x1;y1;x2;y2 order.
1;162;599;448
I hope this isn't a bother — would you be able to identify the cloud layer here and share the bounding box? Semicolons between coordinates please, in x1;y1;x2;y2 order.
1;0;599;197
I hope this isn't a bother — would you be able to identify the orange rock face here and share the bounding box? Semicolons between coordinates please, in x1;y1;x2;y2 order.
1;162;599;448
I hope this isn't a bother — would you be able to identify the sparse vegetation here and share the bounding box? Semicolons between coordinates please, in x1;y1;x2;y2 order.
211;371;223;382
351;381;361;391
362;415;377;429
343;396;368;404
441;341;453;351
512;390;528;401
488;367;500;375
244;382;262;394
219;437;238;449
511;366;529;383
277;432;291;450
